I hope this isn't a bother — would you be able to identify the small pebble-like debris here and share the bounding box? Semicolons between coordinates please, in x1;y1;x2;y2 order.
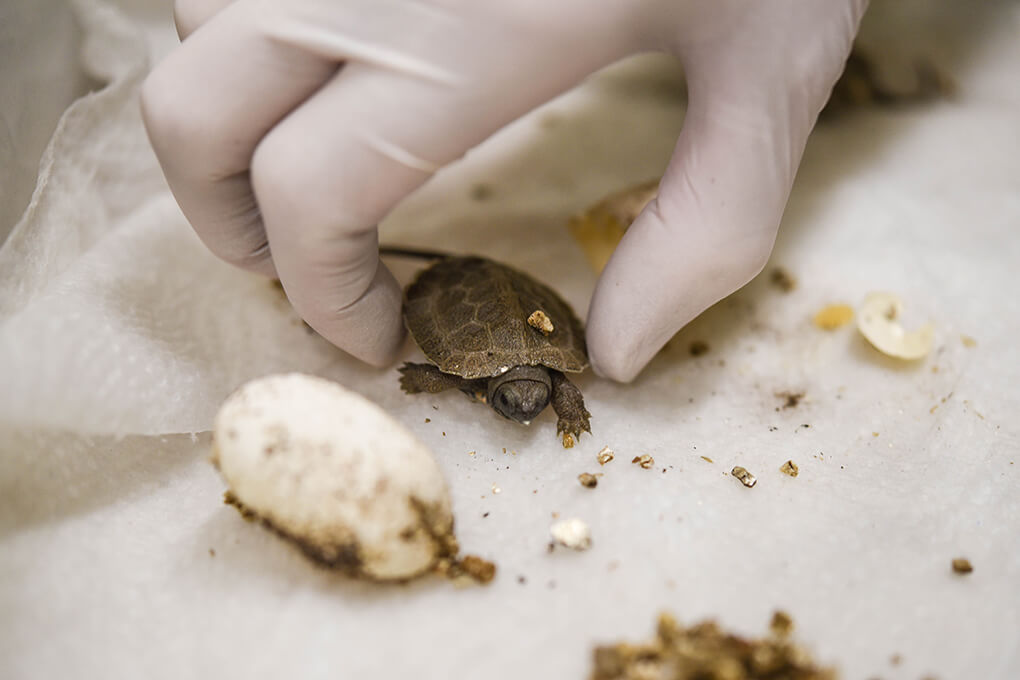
491;483;501;495
776;391;804;410
731;466;757;488
591;611;836;680
578;473;599;488
597;446;615;465
689;340;710;356
632;455;654;469
961;335;977;348
455;555;497;584
437;554;497;585
780;460;800;477
701;455;714;463
770;267;797;292
470;183;493;201
550;518;592;551
527;309;555;334
951;557;973;574
770;610;794;637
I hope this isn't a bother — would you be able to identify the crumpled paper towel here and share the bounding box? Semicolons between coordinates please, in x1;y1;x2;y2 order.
2;1;1019;679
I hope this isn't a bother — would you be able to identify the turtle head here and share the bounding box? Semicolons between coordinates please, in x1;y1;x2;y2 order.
487;365;552;425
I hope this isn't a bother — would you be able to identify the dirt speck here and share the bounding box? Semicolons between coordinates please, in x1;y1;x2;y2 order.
961;335;977;348
700;455;714;463
470;183;494;201
780;460;800;477
776;391;804;410
951;557;973;574
770;267;797;292
578;473;599;488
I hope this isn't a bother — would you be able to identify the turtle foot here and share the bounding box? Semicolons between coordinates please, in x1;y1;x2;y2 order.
399;363;474;395
550;371;591;447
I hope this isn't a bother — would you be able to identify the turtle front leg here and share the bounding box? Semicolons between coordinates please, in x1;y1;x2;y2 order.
399;363;484;398
549;371;591;448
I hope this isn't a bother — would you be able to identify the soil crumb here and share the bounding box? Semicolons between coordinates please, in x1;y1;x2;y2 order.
579;473;599;488
776;391;804;410
591;611;837;680
951;557;973;574
439;554;497;585
470;183;494;201
780;460;800;478
770;267;797;292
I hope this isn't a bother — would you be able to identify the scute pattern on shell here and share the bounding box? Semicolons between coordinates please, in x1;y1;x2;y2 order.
403;256;588;379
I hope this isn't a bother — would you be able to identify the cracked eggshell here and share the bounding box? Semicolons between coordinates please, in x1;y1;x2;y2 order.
857;292;934;360
212;373;457;581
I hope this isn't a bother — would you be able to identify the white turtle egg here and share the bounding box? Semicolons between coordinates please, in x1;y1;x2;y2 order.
212;373;457;581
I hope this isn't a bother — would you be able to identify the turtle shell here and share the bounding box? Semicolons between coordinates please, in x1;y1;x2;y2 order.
403;256;588;379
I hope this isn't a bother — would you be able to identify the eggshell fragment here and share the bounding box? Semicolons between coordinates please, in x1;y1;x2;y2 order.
568;180;658;272
212;373;458;581
550;518;592;551
856;292;934;360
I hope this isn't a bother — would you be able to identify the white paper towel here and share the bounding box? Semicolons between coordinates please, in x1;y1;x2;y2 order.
2;1;1018;679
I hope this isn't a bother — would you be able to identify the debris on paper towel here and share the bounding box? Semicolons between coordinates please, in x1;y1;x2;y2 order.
597;446;615;466
568;179;658;272
212;373;493;584
813;303;854;330
590;611;836;680
550;518;592;551
776;391;804;410
951;557;973;575
780;460;800;478
731;466;757;488
578;473;599;488
632;454;654;469
689;340;710;357
770;267;797;292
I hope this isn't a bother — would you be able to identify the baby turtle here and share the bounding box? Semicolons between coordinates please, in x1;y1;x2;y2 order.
383;248;591;446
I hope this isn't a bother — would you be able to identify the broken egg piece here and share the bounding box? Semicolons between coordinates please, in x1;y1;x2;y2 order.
857;292;934;360
212;373;458;581
551;518;593;551
568;180;659;272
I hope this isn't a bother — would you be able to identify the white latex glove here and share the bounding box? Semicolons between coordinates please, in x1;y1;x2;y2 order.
142;0;868;381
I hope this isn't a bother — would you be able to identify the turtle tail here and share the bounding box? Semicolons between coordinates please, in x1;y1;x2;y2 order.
378;246;452;260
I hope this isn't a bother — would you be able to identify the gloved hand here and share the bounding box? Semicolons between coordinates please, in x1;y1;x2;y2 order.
142;0;868;382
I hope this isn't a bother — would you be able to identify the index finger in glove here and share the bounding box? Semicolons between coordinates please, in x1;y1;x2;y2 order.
141;1;337;277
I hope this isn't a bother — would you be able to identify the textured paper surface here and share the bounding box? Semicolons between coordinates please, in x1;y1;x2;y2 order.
2;1;1018;678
